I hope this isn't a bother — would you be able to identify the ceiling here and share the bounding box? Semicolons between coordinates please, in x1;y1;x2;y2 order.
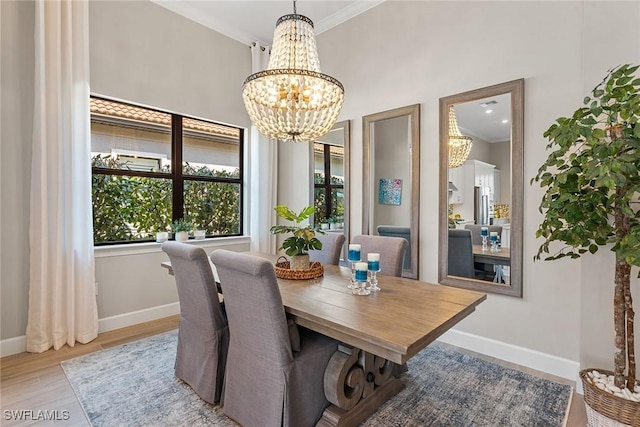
152;0;385;46
152;0;509;143
456;93;511;144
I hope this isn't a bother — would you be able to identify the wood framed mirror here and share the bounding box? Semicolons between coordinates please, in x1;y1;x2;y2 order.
438;80;524;297
310;120;350;260
363;104;420;279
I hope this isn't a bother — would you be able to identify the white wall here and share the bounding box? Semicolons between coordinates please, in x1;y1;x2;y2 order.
308;0;640;370
0;0;252;348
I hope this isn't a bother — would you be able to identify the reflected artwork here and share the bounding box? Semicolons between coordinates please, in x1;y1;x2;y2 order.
378;178;402;205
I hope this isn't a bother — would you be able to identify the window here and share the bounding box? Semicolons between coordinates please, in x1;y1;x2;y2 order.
313;142;344;226
90;97;243;244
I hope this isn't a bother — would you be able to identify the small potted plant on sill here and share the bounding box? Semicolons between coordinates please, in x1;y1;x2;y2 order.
270;205;323;270
532;64;640;426
172;218;193;242
318;216;330;231
329;216;340;230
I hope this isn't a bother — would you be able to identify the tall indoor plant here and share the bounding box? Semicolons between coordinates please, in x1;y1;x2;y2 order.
270;205;323;270
532;64;640;424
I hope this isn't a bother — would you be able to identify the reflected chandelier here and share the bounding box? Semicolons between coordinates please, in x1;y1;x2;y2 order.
448;106;473;168
242;2;344;142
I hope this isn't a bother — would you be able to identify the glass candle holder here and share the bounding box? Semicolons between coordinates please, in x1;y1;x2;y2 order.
353;262;370;295
480;226;489;250
490;231;499;252
347;244;361;289
367;253;381;292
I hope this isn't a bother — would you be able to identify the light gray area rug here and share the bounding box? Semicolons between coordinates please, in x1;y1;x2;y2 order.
62;330;572;427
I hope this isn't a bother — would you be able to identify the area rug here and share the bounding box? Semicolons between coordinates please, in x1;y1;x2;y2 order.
62;330;572;427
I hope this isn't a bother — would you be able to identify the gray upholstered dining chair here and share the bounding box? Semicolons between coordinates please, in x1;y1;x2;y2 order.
376;225;411;270
210;249;338;427
464;224;503;246
309;232;345;265
161;241;229;404
351;234;408;277
448;229;483;279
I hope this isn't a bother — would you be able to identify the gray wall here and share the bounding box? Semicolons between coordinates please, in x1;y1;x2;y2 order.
1;0;251;344
1;0;35;341
372;116;411;229
310;0;640;369
3;0;640;376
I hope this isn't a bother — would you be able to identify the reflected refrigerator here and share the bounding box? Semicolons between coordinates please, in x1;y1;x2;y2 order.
473;186;492;225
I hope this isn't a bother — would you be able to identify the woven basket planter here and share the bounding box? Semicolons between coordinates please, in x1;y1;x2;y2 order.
274;257;324;280
580;368;640;427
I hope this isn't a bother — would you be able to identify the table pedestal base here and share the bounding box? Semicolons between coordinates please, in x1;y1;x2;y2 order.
317;345;405;427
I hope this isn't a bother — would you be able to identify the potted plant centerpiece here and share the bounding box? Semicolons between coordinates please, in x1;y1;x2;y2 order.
532;64;640;425
270;205;323;271
172;218;193;242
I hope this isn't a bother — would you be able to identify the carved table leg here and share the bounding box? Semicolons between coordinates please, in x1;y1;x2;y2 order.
318;345;404;427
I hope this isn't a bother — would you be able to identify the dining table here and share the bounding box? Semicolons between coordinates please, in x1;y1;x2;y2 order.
161;251;486;427
472;244;510;266
472;245;510;283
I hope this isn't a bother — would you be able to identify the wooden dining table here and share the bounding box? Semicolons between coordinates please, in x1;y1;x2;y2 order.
161;252;486;427
472;244;510;266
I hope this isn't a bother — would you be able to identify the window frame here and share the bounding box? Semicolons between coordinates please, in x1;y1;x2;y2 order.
313;143;344;223
90;95;244;245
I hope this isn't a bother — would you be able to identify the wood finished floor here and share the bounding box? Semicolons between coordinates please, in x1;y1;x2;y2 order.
1;315;586;426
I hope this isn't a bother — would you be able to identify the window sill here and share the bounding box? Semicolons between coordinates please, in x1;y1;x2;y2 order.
94;235;252;258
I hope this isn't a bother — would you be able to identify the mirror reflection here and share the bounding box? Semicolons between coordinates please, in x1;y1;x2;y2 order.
439;80;523;297
312;120;350;260
363;104;420;279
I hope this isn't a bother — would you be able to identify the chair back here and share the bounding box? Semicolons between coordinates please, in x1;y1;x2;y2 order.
351;235;408;277
210;250;294;364
464;224;503;245
161;241;229;404
448;229;475;279
376;225;411;270
161;241;226;330
309;232;345;265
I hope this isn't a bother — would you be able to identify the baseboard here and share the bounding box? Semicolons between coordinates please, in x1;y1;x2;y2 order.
98;302;180;333
0;335;27;358
0;303;180;357
437;329;582;394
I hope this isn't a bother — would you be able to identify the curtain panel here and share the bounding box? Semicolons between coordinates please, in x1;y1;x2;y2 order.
26;0;98;352
248;42;278;254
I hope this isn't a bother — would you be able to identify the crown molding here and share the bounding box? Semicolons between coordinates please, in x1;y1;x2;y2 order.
152;0;385;47
315;0;386;35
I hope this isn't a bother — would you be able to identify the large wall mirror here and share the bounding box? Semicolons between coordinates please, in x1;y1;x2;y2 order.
311;120;350;259
363;104;420;279
438;80;524;297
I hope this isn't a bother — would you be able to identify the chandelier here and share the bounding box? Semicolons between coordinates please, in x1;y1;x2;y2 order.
448;105;473;168
242;2;344;142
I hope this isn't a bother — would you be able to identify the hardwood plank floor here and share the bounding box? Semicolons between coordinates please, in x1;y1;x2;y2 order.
1;315;586;426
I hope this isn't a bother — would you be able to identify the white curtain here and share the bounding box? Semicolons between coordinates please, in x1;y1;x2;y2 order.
249;42;278;253
26;0;98;352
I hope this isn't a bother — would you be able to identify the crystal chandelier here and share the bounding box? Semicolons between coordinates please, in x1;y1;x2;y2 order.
448;106;473;168
242;2;344;142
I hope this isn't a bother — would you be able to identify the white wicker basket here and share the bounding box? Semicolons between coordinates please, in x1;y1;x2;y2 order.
586;404;632;427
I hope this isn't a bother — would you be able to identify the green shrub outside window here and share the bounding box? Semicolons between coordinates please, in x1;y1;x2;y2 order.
90;97;243;245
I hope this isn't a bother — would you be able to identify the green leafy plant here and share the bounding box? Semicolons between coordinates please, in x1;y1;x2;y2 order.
171;218;193;233
91;157;240;243
532;64;640;392
270;205;323;257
